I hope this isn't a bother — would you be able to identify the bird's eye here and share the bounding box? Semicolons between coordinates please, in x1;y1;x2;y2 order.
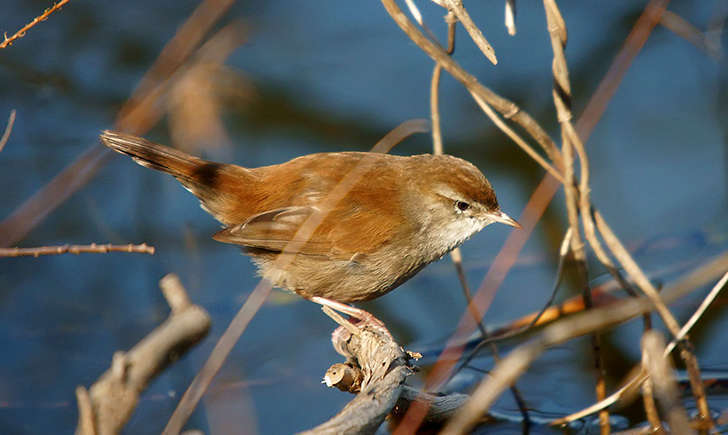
456;200;470;212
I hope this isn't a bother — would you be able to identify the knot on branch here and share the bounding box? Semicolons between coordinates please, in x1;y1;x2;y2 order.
326;321;419;394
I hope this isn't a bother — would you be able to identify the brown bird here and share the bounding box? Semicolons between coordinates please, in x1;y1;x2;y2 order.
100;131;519;321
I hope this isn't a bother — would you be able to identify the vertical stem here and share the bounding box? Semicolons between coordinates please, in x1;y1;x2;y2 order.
543;1;609;431
678;342;714;429
641;330;666;433
428;10;530;428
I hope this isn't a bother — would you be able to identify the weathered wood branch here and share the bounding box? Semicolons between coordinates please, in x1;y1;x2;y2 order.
303;308;475;434
75;274;211;435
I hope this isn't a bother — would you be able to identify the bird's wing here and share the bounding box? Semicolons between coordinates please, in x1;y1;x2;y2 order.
212;206;336;256
212;198;404;260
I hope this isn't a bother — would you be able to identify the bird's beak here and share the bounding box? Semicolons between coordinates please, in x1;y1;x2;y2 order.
488;210;522;229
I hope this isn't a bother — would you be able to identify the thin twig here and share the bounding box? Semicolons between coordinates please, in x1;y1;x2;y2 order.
0;0;237;248
660;10;723;60
575;0;670;139
471;93;565;183
425;15;530;424
641;331;694;434
442;252;728;434
505;0;517;36
430;63;445;156
442;0;498;64
593;211;681;336
675;271;728;341
452;227;572;376
640;370;664;433
0;110;16;153
542;1;610;432
0;243;155;257
429;11;484;335
163;280;272;435
551;270;728;425
0;0;71;49
369;119;430;154
380;0;562;166
430;11;456;155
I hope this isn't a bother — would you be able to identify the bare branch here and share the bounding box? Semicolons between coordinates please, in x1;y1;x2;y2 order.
302;309;416;434
0;0;237;248
553;271;728;425
505;0;517;35
380;0;562;166
641;331;694;434
442;0;498;64
0;0;71;49
441;252;728;434
0;109;16;153
0;243;155;257
75;274;210;435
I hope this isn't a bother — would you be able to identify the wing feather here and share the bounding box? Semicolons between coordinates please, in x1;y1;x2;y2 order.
212;206;334;255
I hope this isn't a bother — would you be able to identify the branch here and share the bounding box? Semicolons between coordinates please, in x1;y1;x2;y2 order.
0;0;71;49
290;310;410;434
442;0;497;64
75;274;211;435
441;252;728;434
302;308;415;433
379;0;563;168
307;309;475;433
0;109;16;153
641;331;693;433
552;271;728;425
0;243;155;257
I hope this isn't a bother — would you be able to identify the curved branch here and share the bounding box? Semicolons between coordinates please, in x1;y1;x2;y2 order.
75;274;211;435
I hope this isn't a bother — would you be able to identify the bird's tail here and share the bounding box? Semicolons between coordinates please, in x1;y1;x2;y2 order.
100;130;252;225
101;130;209;177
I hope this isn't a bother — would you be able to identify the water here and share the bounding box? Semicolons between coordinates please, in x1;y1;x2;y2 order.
0;1;726;433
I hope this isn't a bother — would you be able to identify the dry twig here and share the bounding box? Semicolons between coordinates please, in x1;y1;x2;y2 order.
426;12;530;424
302;308;416;434
660;10;723;60
441;253;728;434
641;331;694;434
380;0;562;166
0;110;16;153
505;0;517;35
0;243;155;257
441;0;498;65
75;274;210;435
542;1;610;431
0;0;71;49
551;271;728;425
0;0;237;248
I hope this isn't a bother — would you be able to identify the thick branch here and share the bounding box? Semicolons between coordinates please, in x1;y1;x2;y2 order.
75;274;211;435
302;309;415;434
306;308;474;434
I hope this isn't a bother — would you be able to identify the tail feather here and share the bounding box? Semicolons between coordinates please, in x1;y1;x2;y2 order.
100;130;251;225
100;130;204;178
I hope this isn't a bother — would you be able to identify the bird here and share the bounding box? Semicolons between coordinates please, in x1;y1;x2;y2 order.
100;130;520;322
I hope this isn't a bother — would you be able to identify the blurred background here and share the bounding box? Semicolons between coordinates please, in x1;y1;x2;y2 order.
0;0;726;433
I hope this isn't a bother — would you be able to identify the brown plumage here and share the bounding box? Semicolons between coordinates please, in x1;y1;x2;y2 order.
101;130;518;303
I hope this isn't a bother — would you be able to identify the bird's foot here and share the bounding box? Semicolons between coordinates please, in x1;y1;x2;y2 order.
310;296;393;340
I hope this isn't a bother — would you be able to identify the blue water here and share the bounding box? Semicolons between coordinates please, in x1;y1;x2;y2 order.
0;1;726;433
